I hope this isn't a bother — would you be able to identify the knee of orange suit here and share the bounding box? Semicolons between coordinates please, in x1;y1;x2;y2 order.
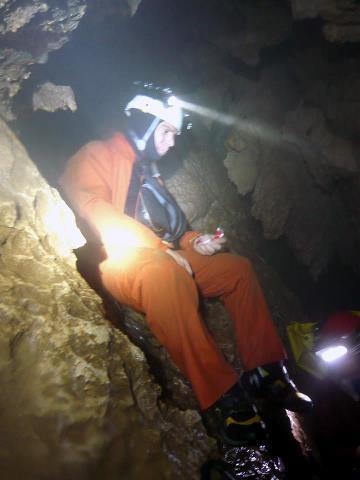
232;255;252;273
222;255;255;287
142;252;189;283
141;253;198;305
100;249;196;310
140;259;200;360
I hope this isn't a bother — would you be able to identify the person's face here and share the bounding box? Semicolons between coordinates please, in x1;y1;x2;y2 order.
154;121;178;156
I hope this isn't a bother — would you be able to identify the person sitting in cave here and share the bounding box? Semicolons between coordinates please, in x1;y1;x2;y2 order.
59;86;312;446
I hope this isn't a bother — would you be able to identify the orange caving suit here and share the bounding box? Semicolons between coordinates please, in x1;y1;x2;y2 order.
59;132;286;410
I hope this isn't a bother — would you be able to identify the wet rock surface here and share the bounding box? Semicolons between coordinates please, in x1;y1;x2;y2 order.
0;117;215;479
221;444;286;479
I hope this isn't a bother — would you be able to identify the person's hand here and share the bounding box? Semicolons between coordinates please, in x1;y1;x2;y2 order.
192;233;226;256
165;249;193;275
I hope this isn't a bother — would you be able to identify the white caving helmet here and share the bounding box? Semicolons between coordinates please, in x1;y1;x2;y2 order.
124;83;191;155
125;94;184;134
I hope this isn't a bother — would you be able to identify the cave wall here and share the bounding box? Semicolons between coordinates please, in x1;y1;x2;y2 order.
220;64;360;279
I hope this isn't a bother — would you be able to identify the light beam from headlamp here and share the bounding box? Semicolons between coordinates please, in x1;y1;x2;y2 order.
167;95;179;107
171;97;321;155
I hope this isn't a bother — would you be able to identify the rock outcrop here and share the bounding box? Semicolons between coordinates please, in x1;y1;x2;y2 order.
33;81;77;112
0;0;143;121
0;0;86;120
220;60;359;279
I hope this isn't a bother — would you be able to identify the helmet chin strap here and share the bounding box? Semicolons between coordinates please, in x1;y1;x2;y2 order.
129;116;160;152
150;161;160;178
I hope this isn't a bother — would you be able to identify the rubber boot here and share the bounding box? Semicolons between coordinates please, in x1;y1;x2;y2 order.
241;362;313;413
216;383;267;446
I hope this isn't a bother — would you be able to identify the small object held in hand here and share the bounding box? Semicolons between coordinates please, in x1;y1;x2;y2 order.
196;227;224;245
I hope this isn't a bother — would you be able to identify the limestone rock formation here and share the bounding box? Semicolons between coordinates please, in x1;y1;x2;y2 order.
0;0;144;121
219;59;360;279
33;81;77;112
224;148;259;196
0;117;215;480
0;0;86;120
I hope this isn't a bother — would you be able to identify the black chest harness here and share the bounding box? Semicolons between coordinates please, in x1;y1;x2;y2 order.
124;162;188;244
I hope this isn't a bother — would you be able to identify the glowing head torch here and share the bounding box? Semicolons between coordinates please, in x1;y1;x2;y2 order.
314;322;359;364
315;344;348;363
